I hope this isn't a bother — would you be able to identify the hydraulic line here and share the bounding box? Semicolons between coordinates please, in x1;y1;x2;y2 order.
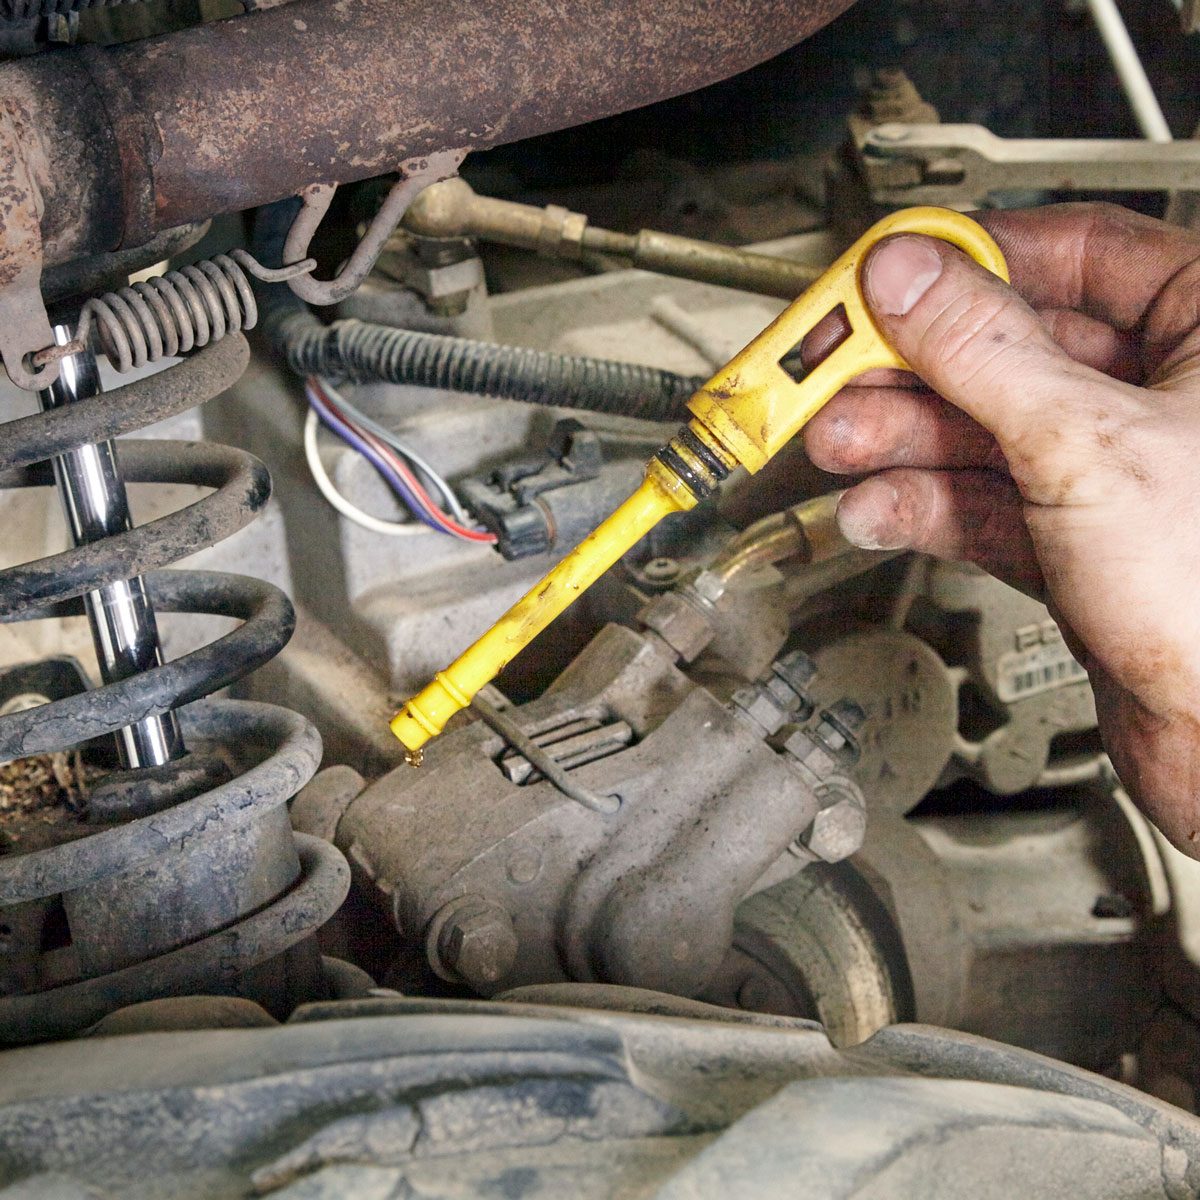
403;176;823;301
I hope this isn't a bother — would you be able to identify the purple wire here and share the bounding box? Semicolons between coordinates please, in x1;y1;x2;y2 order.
306;387;446;533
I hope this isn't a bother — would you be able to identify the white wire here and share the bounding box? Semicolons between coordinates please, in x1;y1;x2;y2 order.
303;408;431;537
1085;0;1173;143
315;377;472;524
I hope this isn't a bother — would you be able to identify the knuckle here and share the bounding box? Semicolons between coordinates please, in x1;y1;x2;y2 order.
924;289;1037;392
1082;200;1136;237
1005;382;1153;505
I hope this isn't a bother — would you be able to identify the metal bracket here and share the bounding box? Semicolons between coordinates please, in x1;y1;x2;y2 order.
858;123;1200;209
284;148;467;306
0;101;58;391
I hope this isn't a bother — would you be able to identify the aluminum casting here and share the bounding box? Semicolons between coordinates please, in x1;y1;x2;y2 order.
297;623;867;999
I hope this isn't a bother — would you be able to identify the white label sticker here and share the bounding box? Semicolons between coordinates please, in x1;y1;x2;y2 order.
996;642;1088;703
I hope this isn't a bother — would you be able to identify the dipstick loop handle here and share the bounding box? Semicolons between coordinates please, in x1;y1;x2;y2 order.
391;207;1008;754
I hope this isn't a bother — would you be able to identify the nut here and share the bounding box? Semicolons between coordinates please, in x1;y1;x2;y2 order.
431;897;519;993
771;650;817;698
536;205;588;256
802;787;867;863
814;718;848;755
637;591;713;662
812;700;866;764
689;569;727;607
773;725;839;778
731;685;788;736
642;556;681;585
379;236;484;317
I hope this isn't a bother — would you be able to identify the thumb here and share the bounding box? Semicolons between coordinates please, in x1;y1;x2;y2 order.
861;233;1131;504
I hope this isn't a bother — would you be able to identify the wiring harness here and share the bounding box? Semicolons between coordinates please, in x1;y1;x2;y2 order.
303;376;496;544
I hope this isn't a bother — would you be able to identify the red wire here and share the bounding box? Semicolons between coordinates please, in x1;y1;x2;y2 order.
359;424;496;543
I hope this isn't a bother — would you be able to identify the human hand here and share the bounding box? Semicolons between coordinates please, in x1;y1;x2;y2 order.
802;203;1200;855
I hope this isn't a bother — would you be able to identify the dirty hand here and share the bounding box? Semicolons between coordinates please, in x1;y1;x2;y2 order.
803;203;1200;856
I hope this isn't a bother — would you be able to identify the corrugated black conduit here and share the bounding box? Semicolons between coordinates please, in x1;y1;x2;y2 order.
254;200;703;423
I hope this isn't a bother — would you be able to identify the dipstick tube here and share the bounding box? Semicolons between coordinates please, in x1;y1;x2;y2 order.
391;206;1008;754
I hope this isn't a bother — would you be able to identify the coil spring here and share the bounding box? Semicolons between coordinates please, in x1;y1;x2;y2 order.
78;252;256;373
64;248;315;375
0;333;349;1045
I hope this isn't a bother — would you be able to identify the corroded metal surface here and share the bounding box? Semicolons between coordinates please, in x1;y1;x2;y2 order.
283;150;464;305
0;98;55;389
0;0;856;265
0;332;344;1041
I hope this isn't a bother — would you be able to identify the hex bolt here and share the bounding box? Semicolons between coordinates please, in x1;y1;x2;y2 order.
731;684;789;737
431;897;519;992
689;568;727;607
802;786;867;864
756;651;820;725
636;590;714;662
771;724;839;778
411;233;476;269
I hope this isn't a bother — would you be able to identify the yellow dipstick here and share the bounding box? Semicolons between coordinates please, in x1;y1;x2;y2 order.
391;206;1009;755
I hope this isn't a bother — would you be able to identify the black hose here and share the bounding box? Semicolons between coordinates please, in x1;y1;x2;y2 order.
253;201;704;423
285;316;704;421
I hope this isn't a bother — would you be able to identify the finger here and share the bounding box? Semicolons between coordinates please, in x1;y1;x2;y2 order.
861;233;1142;503
836;468;1044;596
799;306;850;363
980;202;1200;334
808;204;1173;383
1040;308;1142;382
804;386;1002;474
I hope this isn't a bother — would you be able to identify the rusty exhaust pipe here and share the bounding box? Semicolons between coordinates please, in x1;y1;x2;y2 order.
0;0;854;267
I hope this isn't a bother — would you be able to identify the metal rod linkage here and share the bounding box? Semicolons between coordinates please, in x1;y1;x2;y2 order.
1085;0;1172;144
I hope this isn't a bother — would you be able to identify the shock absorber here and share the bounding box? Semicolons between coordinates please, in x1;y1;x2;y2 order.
0;257;350;1045
38;324;186;771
